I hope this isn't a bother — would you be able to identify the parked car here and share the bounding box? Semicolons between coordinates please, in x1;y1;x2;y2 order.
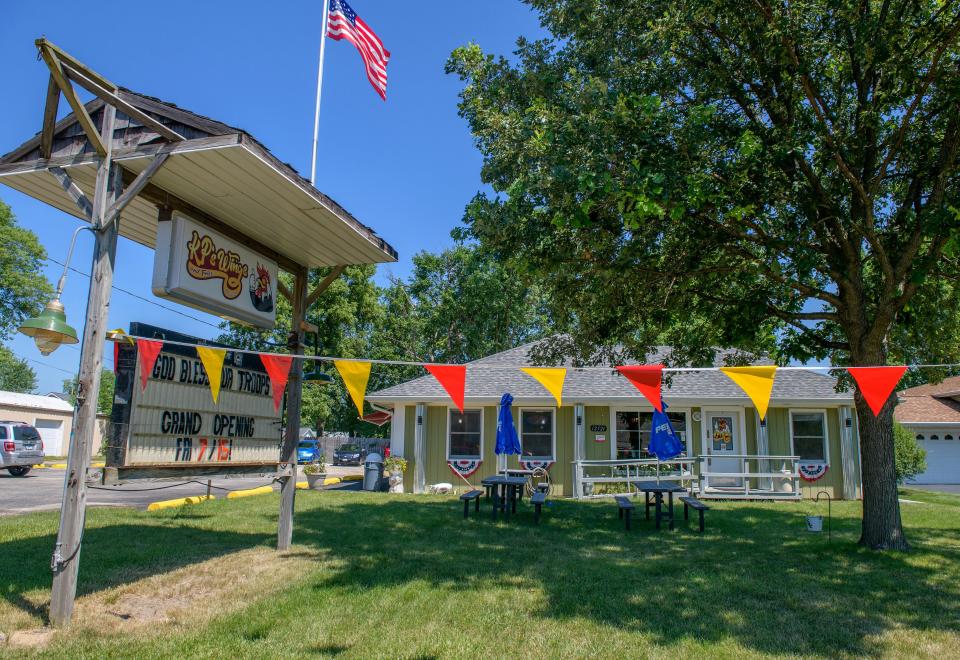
297;439;322;464
333;443;364;466
0;421;44;477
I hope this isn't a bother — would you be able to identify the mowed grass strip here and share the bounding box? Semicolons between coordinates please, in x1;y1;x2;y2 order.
0;489;958;658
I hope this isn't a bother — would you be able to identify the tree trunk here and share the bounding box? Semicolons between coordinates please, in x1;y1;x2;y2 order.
855;391;909;550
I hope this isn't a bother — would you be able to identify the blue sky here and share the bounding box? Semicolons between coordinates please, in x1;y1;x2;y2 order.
1;0;545;393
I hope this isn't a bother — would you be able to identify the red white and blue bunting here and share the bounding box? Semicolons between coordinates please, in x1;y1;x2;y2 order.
798;462;829;482
448;459;482;478
519;459;554;472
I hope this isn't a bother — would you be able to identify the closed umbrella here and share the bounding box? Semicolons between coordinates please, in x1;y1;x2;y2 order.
496;393;522;456
648;401;684;461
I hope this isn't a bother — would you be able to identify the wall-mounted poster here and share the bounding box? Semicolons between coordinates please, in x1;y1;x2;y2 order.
711;416;733;451
152;212;278;328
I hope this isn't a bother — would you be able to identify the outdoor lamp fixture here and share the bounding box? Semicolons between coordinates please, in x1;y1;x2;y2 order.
304;368;334;385
18;226;88;355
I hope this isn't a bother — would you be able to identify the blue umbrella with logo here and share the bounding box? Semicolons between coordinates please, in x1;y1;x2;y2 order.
648;401;684;460
496;393;521;456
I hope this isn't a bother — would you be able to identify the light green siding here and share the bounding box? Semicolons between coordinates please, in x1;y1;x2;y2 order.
584;406;611;461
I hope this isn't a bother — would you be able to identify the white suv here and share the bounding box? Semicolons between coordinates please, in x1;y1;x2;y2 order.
0;422;45;477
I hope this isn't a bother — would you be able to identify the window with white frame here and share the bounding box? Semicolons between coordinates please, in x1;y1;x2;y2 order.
520;409;554;460
791;411;828;462
448;409;482;459
615;410;687;459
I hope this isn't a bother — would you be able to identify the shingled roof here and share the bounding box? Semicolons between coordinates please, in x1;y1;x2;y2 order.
367;340;851;406
895;376;960;425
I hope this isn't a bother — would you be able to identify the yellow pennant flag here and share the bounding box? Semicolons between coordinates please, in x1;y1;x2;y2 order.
335;360;372;416
720;366;778;420
520;367;567;407
196;346;227;404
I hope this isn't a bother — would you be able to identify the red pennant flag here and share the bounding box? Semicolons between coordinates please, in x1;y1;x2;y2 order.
113;341;120;375
136;339;164;392
260;354;294;413
847;366;908;416
425;365;467;412
617;365;664;411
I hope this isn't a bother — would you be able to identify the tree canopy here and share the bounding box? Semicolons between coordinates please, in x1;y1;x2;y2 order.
0;346;38;393
447;0;959;549
0;198;52;341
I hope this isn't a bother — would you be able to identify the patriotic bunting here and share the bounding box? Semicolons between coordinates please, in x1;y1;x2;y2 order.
136;339;164;392
616;365;664;411
520;367;567;407
425;364;466;412
847;366;908;416
196;346;227;404
260;354;294;413
335;360;372;416
720;366;778;420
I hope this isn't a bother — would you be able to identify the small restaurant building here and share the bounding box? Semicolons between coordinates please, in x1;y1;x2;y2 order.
367;342;864;500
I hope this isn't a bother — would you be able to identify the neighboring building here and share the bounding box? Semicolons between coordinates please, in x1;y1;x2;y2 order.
368;342;863;500
0;391;109;456
895;376;960;484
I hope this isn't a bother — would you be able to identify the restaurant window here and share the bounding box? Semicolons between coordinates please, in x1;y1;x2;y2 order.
520;409;554;460
615;411;687;459
790;411;828;462
448;409;482;459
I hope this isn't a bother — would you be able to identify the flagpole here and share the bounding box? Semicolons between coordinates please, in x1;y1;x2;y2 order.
310;0;331;186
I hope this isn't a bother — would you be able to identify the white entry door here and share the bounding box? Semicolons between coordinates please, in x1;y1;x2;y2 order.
34;418;64;455
703;411;742;489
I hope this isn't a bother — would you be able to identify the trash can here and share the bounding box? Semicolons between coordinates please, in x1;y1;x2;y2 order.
364;452;384;491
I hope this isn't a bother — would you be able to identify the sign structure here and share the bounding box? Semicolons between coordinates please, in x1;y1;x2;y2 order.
107;323;282;480
152;212;278;328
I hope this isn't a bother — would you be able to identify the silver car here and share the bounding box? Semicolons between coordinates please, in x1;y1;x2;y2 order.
0;422;45;477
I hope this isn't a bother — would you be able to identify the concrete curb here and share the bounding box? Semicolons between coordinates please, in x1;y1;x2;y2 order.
296;481;308;489
147;495;215;511
340;475;363;482
324;477;342;486
225;485;274;499
40;462;103;469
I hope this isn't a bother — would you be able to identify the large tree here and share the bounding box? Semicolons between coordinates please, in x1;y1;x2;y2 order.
0;346;38;393
0;198;52;340
448;0;960;549
63;369;115;414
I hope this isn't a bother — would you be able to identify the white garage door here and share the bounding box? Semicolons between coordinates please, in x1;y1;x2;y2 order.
33;418;64;456
912;431;960;484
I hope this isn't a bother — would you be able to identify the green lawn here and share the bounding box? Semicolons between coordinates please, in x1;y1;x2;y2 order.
1;488;958;658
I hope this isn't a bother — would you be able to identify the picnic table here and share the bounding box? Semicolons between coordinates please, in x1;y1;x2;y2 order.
633;482;687;530
481;475;529;521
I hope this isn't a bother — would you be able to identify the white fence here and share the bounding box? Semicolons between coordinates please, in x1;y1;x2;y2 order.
572;458;697;499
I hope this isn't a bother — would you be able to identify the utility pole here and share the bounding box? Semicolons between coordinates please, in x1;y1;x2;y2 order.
50;104;121;626
277;268;307;550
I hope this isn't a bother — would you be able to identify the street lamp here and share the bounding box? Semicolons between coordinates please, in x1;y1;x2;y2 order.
18;226;88;355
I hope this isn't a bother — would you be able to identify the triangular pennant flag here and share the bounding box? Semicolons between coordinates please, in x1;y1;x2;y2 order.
136;339;164;392
520;367;567;407
196;346;227;404
425;364;466;412
616;365;664;411
335;360;372;416
259;354;294;413
847;366;908;416
720;366;778;420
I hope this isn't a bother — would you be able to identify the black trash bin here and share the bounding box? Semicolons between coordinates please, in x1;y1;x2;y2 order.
363;453;384;491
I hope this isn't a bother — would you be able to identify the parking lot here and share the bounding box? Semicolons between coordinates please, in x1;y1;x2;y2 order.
0;464;363;515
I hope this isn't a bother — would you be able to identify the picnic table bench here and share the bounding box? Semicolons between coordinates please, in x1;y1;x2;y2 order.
680;495;709;533
615;495;635;530
531;490;548;524
460;489;483;518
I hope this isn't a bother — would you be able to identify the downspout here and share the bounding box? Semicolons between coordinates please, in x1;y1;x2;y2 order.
414;403;426;494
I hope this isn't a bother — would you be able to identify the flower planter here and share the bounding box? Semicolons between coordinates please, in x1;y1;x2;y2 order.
306;473;327;490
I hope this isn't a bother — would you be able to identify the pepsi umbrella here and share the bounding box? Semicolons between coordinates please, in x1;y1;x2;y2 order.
648;401;684;461
496;393;522;456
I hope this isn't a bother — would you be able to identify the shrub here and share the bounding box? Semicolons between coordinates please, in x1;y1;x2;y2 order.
894;422;927;484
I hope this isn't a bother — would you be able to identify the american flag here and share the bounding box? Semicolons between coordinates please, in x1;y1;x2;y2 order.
326;0;390;100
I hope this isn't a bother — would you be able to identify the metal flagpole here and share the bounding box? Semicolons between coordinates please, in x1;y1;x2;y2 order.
310;0;332;186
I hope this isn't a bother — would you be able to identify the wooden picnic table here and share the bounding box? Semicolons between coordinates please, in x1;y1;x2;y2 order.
633;482;687;530
481;475;529;521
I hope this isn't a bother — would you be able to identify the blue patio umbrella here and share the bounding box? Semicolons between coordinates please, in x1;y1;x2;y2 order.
648;401;684;461
496;393;522;456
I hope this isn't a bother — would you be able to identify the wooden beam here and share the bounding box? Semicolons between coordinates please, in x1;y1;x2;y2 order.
277;280;292;302
103;153;168;227
61;61;186;143
40;74;60;159
37;46;106;157
48;167;93;220
37;38;116;91
305;265;346;309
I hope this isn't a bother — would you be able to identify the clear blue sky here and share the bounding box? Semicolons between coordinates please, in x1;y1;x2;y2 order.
1;0;545;393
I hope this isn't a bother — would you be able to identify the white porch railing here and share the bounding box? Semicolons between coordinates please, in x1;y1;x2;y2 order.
696;454;801;499
572;458;697;499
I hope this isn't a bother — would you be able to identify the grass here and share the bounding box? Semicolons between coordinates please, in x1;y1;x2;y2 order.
1;489;959;658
